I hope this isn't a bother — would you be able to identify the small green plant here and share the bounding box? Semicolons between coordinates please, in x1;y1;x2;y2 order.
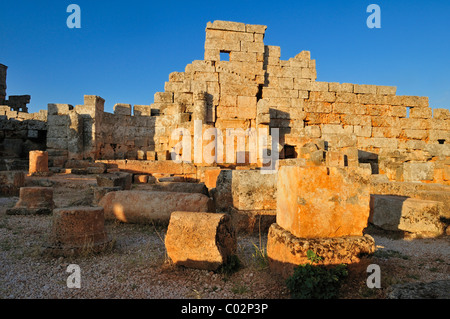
251;242;269;270
231;283;249;295
285;250;348;299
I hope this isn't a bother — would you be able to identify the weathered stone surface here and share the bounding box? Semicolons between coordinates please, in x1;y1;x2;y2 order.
277;165;371;238
86;166;106;174
99;190;214;224
165;211;237;270
267;223;376;279
388;280;450;299
96;172;132;190
213;169;277;214
133;174;149;183
403;162;434;182
47;206;111;257
369;195;445;237
29;150;49;176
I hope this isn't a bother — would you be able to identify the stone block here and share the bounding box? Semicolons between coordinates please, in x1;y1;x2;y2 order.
29;150;49;176
354;84;377;94
409;107;432;119
328;82;354;93
96;172;132;190
267;224;376;279
165;211;237;271
146;182;208;195
113;103;131;116
229;207;276;234
86;166;106;174
231;169;277;211
433;108;450;120
277;165;371;238
154;92;173;103
369;195;445;237
48;103;73;115
0;170;26;196
403;162;434;182
206;20;246;32
6;187;54;215
376;85;397;95
47;206;111;257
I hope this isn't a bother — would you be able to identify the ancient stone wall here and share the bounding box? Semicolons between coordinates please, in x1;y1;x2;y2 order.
41;20;449;184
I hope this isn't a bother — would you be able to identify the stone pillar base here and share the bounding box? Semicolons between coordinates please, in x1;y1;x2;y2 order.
267;223;376;279
46;206;112;257
6;187;54;215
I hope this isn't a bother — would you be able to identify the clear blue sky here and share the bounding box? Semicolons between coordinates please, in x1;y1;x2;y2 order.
1;0;449;113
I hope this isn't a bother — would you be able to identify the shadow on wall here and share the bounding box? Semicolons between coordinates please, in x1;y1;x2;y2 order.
0;117;47;170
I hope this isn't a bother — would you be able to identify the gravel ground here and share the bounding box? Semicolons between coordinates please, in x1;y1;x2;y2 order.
0;174;449;299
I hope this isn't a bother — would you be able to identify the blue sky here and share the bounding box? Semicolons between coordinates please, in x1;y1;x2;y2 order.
1;0;449;113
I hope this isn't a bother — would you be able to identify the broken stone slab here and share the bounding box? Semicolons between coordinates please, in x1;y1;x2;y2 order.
277;165;371;238
6;187;55;215
46;206;112;257
99;191;214;224
145;182;209;196
266;223;376;279
165;211;237;271
369;195;445;237
96;172;132;190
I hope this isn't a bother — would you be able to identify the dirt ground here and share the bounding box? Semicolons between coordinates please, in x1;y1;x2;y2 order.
0;174;448;299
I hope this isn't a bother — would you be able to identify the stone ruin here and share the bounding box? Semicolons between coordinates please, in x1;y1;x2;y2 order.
0;21;449;271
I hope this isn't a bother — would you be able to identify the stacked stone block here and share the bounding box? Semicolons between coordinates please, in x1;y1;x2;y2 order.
267;163;376;278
